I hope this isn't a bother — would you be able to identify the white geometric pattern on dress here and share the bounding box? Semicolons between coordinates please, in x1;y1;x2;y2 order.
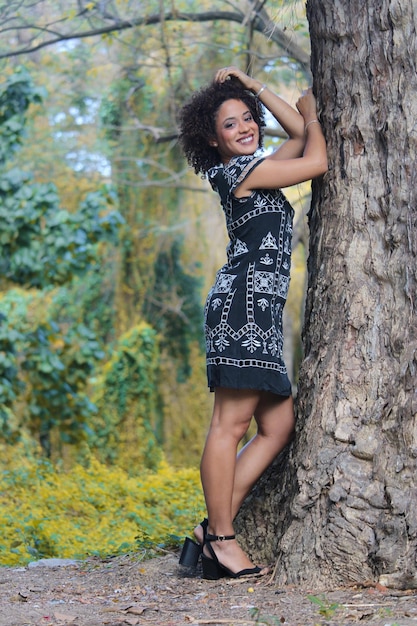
284;237;291;255
254;271;274;294
257;298;269;311
260;253;274;266
241;330;262;353
214;273;236;293
254;196;268;210
260;231;278;249
206;155;295;391
268;336;279;356
224;164;238;187
215;330;230;352
277;275;290;299
233;239;249;256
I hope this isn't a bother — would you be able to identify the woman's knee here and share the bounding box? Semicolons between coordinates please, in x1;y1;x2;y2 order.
209;412;252;443
255;394;295;439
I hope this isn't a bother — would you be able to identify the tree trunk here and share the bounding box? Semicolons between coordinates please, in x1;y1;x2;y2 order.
240;0;417;589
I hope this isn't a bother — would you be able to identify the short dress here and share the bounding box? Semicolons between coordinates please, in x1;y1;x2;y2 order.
205;154;294;397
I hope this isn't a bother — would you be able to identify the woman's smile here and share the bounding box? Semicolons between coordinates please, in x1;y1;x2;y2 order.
238;135;255;144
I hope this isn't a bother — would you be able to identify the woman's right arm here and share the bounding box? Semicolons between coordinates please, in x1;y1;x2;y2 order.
214;67;328;193
238;89;328;194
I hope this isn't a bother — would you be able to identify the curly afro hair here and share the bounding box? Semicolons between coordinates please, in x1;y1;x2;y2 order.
178;78;266;176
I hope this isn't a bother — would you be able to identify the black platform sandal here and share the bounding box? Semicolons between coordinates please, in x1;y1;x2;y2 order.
201;533;262;580
179;518;208;567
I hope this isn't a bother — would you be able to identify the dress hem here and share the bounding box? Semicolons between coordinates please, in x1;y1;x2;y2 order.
207;366;292;397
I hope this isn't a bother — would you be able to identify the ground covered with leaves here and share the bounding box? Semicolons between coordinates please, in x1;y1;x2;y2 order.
0;551;416;626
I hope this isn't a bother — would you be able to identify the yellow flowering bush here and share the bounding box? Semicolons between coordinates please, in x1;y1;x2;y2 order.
0;452;204;566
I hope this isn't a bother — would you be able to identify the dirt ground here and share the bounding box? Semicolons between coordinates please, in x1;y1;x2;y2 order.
0;551;416;626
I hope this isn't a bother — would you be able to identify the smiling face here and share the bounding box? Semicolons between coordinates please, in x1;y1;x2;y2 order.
211;99;260;163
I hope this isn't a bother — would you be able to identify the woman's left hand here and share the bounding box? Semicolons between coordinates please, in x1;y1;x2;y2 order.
296;88;319;125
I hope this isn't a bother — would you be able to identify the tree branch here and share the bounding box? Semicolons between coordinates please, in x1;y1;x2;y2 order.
0;8;310;72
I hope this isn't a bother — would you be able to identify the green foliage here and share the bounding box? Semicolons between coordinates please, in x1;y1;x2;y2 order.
308;594;340;619
0;70;124;455
159;341;211;467
249;608;283;625
99;77;132;144
0;170;123;288
100;72;206;397
22;321;104;456
90;322;162;472
0;67;45;165
0;449;204;566
0;312;24;437
0;68;123;289
143;238;203;382
51;265;118;346
0;288;106;455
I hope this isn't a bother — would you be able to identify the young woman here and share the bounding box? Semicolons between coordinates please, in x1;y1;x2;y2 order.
178;66;327;580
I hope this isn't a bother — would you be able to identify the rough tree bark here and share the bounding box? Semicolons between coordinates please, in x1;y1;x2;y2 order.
240;0;417;589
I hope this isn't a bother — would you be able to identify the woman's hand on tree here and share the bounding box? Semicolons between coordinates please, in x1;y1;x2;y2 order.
296;88;319;124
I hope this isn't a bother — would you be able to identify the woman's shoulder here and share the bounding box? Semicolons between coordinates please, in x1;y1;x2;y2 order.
231;154;266;182
209;154;264;182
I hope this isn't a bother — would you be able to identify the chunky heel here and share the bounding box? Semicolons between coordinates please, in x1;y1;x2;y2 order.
201;553;225;580
178;518;208;567
179;537;202;567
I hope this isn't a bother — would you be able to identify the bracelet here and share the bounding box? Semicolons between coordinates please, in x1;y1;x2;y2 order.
255;84;266;98
305;119;319;132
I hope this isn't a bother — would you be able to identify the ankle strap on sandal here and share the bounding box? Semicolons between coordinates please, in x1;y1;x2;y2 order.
205;533;235;542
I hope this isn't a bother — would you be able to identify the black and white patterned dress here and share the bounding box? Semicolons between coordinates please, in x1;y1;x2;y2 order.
205;154;294;396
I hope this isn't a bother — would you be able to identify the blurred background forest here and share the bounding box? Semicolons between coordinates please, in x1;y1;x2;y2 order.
0;0;312;564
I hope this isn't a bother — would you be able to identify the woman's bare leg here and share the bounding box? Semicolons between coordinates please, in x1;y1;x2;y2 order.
195;393;294;551
199;387;262;573
231;394;294;517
